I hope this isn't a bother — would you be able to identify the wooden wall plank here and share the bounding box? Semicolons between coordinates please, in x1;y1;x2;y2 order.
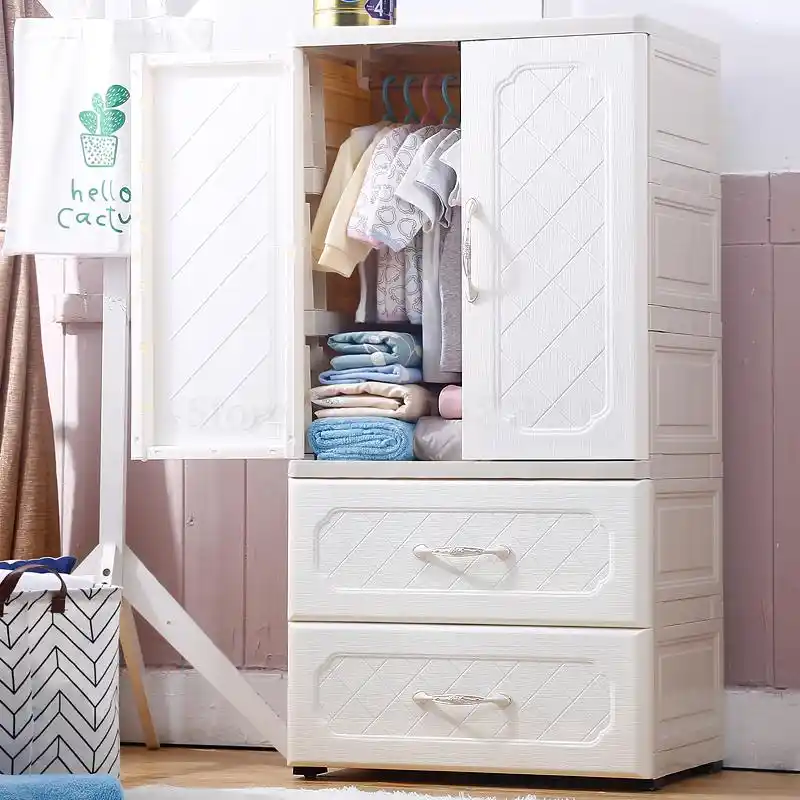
244;461;289;670
722;243;775;687
127;460;186;666
183;461;247;666
771;173;800;244
773;244;800;688
721;175;770;246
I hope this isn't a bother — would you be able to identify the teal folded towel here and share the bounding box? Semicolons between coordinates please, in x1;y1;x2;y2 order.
308;417;415;461
0;775;122;800
327;331;422;370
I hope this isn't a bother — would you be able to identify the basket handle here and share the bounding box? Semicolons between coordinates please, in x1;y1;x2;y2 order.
0;564;69;616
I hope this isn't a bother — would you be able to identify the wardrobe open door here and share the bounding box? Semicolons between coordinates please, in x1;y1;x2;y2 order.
461;34;649;461
130;52;306;461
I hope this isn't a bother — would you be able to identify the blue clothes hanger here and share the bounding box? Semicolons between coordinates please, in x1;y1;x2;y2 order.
382;75;397;122
403;75;420;124
442;74;459;126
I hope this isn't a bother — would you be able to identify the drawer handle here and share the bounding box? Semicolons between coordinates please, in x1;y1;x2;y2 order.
413;545;512;560
413;692;512;708
462;197;479;304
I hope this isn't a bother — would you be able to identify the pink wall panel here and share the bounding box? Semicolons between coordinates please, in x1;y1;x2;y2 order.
773;244;800;689
722;175;770;245
771;173;800;244
183;461;247;667
127;461;186;666
721;243;774;686
244;461;289;670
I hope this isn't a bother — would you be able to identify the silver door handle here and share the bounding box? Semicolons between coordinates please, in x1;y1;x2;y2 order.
413;692;512;708
413;545;512;560
462;197;479;303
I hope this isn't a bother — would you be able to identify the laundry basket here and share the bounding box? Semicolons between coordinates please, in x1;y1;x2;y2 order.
0;566;122;776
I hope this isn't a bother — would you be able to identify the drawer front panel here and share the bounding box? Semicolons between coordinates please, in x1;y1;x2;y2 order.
290;480;653;627
288;623;654;778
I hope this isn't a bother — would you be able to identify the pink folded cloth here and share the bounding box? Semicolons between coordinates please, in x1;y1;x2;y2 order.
439;385;462;420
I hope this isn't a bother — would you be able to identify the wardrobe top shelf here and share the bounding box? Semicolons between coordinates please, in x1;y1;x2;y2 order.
292;15;719;56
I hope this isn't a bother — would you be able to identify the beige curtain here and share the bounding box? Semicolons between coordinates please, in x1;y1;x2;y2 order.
0;0;60;560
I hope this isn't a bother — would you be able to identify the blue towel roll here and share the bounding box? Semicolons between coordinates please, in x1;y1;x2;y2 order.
308;417;415;461
0;775;122;800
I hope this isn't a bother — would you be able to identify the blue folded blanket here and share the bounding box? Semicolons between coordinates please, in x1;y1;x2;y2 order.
319;365;423;385
308;417;415;461
0;775;122;800
0;556;77;574
328;331;422;371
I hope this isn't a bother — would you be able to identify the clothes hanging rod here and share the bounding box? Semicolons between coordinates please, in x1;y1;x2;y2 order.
370;77;461;89
373;80;461;88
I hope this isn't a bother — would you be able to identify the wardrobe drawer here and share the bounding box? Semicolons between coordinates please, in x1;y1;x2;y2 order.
290;479;658;627
288;623;655;778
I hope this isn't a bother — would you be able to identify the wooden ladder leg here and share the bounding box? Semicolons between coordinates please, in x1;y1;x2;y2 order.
120;599;159;750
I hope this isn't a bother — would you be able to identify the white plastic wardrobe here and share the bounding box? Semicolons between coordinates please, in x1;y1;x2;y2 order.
124;15;722;783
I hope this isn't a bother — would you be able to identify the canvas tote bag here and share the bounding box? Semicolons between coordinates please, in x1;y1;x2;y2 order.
4;12;212;257
0;566;122;776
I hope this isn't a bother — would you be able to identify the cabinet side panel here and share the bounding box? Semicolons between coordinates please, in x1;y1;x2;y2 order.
650;333;722;455
649;37;720;173
654;479;722;608
649;186;721;314
654;620;724;777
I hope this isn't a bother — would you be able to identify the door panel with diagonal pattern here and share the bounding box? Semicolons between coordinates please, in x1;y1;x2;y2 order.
131;54;304;461
462;34;649;461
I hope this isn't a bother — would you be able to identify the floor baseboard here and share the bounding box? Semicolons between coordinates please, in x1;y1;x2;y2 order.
121;672;800;771
725;688;800;771
120;668;285;749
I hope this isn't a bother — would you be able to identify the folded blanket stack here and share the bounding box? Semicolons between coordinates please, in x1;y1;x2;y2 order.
311;382;431;421
0;775;123;800
309;331;429;461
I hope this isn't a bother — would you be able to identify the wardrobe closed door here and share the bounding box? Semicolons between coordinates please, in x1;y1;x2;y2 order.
461;34;649;461
130;52;306;461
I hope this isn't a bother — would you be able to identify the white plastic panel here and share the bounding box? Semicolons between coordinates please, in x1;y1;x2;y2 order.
289;479;653;627
649;185;720;314
654;479;722;608
131;53;304;460
288;623;654;778
649;38;720;174
650;333;722;455
462;34;649;461
654;619;724;775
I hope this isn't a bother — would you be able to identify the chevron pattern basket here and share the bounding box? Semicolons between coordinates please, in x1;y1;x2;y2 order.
0;567;121;777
